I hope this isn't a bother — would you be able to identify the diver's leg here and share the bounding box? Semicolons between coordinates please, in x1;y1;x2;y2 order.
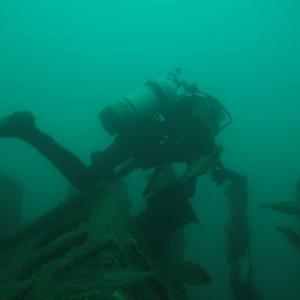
0;111;94;190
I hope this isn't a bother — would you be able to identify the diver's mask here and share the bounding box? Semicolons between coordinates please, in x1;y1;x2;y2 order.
98;77;177;136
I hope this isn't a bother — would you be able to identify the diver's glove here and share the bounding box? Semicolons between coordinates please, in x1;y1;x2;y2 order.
211;161;227;185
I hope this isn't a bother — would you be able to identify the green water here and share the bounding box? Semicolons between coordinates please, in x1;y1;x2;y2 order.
1;1;300;299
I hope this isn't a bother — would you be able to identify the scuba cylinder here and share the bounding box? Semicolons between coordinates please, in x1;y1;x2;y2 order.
99;77;177;136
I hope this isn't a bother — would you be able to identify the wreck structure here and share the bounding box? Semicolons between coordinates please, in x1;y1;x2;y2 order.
224;170;263;300
0;180;185;300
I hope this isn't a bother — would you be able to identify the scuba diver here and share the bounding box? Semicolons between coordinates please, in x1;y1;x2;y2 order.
0;68;231;259
0;171;24;237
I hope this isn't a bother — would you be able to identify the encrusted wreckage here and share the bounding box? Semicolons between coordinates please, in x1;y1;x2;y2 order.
0;180;184;300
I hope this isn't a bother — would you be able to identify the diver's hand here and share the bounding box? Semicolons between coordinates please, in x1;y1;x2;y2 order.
211;161;227;185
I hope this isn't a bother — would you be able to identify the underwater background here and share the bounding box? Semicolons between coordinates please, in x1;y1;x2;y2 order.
0;0;300;299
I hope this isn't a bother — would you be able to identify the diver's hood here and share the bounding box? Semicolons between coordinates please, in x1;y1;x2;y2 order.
99;77;177;136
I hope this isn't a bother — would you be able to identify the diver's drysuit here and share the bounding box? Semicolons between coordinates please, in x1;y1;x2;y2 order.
0;71;230;260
